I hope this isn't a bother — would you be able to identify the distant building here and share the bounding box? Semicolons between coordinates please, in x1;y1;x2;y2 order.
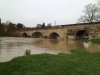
36;24;42;28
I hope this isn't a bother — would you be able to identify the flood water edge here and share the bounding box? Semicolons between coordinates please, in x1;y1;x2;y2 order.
0;37;100;62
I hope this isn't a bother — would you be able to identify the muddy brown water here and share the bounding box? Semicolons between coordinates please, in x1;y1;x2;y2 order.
0;37;100;62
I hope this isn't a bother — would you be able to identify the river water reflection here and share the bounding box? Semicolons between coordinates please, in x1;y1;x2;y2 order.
0;37;100;62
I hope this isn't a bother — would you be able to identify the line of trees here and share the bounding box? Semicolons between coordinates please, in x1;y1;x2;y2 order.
36;22;52;28
0;19;5;36
0;20;25;36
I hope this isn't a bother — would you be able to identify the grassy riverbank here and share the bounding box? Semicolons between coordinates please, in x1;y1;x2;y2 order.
1;49;100;75
91;38;100;44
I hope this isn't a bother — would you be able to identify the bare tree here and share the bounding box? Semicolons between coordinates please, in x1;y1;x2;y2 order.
78;4;100;23
47;23;52;27
97;0;100;5
36;24;42;28
16;23;24;30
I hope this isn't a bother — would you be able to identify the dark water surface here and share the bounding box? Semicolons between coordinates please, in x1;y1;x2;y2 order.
0;37;100;62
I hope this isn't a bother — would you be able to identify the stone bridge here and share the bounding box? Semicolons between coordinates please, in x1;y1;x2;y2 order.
16;22;100;40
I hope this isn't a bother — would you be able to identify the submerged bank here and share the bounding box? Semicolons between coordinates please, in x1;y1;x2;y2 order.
91;38;100;44
1;49;100;75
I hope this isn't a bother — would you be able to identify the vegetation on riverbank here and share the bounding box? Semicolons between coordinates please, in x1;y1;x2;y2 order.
0;19;24;36
1;49;100;75
91;38;100;44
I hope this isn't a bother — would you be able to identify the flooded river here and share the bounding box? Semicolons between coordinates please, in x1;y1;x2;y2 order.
0;37;100;62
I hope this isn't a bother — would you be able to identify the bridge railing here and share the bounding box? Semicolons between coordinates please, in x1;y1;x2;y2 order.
18;22;100;31
18;26;67;31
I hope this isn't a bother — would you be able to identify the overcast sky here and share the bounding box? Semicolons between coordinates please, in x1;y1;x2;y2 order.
0;0;97;27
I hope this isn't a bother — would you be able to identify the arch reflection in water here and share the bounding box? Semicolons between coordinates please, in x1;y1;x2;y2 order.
33;38;43;45
49;39;59;44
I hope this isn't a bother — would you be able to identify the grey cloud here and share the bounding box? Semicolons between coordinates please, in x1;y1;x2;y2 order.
0;0;97;27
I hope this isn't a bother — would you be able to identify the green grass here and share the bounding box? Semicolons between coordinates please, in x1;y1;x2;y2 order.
91;38;100;44
1;49;100;75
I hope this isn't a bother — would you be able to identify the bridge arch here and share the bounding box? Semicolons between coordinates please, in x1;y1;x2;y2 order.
22;33;27;37
32;32;43;38
49;32;60;39
76;30;89;39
